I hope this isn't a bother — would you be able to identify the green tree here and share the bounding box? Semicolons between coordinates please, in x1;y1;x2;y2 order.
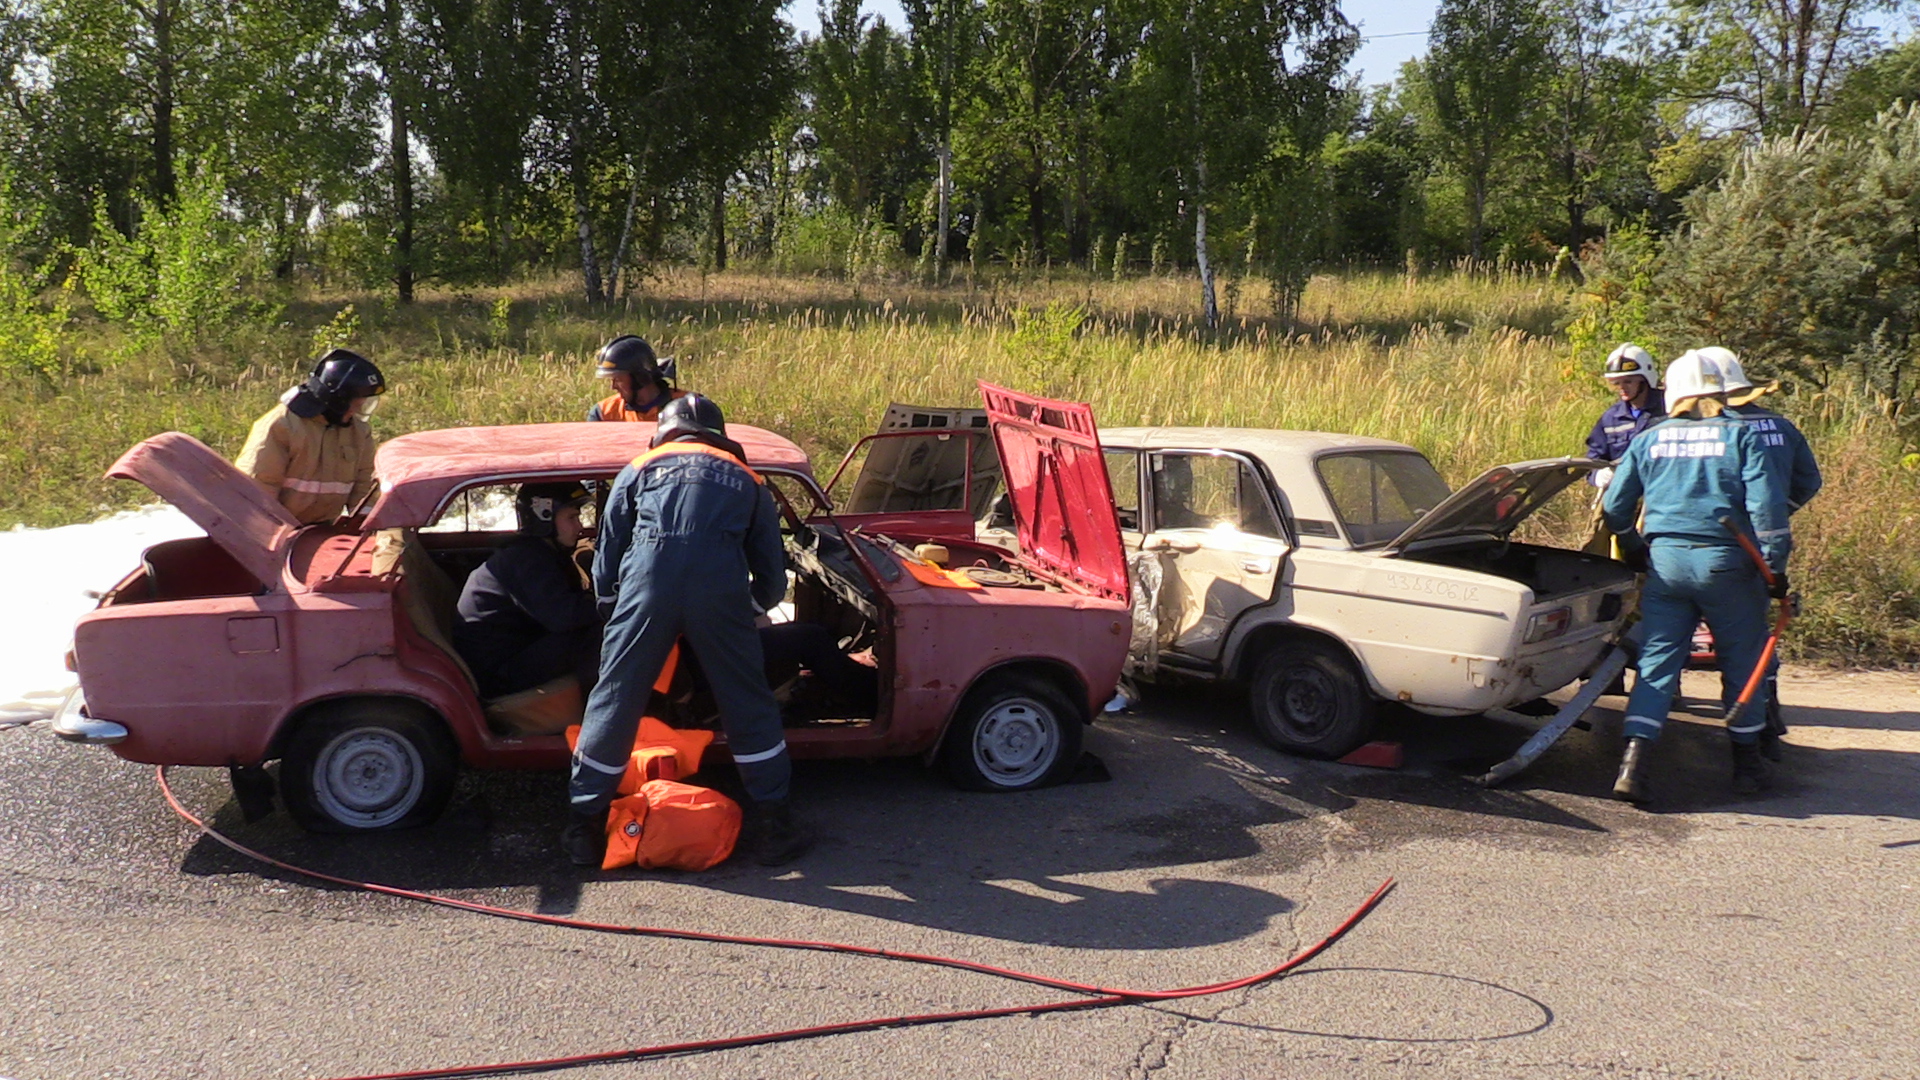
968;0;1106;264
1535;0;1659;249
415;0;548;278
1830;36;1920;129
807;0;924;221
1665;0;1900;137
1421;0;1553;260
904;0;985;278
1653;105;1920;411
1111;0;1351;327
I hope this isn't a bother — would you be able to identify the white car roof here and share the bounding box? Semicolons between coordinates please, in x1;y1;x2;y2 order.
1100;427;1433;547
1101;427;1416;457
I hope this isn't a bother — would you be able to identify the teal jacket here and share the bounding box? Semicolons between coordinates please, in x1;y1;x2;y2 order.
1602;413;1792;572
1729;403;1822;512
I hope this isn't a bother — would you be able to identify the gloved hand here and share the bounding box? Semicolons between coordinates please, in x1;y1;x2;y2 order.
1769;570;1790;600
1619;542;1650;574
1592;466;1614;490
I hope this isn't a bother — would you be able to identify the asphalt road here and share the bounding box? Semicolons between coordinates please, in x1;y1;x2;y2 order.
4;668;1917;1080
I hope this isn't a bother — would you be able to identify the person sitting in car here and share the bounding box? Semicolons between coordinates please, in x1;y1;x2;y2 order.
453;482;603;700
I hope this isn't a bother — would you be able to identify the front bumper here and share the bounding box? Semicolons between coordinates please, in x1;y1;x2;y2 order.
49;687;128;746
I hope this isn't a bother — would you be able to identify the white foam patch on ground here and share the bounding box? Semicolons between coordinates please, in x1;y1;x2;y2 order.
0;505;201;718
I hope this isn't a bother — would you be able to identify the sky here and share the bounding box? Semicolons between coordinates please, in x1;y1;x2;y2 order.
782;0;1440;87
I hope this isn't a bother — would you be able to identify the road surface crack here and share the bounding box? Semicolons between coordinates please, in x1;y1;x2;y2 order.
1129;1013;1193;1078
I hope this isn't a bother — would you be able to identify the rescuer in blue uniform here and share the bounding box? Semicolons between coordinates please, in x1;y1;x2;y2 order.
1697;346;1822;759
1581;344;1667;556
1602;350;1791;802
452;481;601;699
564;394;809;866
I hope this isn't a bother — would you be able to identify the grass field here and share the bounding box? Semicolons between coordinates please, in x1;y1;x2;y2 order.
3;267;1915;662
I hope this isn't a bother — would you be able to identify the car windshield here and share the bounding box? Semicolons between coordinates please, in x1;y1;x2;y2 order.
1315;451;1452;547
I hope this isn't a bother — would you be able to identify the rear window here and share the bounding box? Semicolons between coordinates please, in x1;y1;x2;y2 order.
1315;451;1451;547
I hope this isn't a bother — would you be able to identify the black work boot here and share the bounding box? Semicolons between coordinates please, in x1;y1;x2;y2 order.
1731;742;1772;796
1612;737;1649;804
1759;693;1787;762
745;800;814;866
562;810;609;868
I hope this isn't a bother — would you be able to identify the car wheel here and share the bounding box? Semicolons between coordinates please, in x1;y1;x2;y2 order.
281;700;457;832
942;673;1084;792
1248;640;1373;758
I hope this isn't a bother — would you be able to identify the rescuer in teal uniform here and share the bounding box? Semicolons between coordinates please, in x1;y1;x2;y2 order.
1696;346;1822;759
1602;351;1792;802
564;394;808;867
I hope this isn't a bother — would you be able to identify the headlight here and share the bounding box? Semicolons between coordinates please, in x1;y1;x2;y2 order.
1524;607;1572;643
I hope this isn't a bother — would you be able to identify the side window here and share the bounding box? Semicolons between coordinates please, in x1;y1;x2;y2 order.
424;484;521;534
1236;465;1282;539
1315;451;1452;546
1104;450;1140;532
1150;454;1280;538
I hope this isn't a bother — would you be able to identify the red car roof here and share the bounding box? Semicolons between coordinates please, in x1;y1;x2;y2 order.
365;422;815;530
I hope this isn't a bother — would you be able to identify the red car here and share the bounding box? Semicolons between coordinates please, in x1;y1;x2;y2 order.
55;384;1129;830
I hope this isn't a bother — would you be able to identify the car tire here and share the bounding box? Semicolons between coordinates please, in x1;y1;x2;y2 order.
941;673;1084;792
1248;640;1374;759
280;700;457;833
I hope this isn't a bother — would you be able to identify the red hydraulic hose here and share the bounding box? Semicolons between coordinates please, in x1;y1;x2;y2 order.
157;767;1394;1079
1717;517;1796;730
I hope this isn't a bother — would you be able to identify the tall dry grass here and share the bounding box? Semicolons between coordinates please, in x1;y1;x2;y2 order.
4;267;1914;661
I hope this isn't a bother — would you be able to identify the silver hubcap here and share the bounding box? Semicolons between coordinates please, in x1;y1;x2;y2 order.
971;696;1059;787
312;727;424;829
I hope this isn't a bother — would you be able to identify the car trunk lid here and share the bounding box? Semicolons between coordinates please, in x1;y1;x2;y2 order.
979;382;1128;602
1382;457;1599;555
106;432;300;588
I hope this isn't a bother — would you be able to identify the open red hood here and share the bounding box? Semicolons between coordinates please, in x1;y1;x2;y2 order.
107;432;300;588
979;382;1128;603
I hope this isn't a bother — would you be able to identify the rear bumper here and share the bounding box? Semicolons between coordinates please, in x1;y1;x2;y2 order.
49;688;128;746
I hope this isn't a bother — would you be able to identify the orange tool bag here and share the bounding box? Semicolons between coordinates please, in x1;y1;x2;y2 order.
564;643;741;871
603;780;742;872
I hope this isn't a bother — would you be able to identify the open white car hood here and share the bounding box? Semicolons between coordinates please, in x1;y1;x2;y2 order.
1382;458;1600;555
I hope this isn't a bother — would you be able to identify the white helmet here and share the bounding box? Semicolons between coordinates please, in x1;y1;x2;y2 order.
1691;345;1749;391
1665;350;1730;405
1604;343;1659;386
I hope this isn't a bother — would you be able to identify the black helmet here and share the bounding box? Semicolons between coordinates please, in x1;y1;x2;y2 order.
595;335;678;409
595;335;661;379
650;393;747;460
290;348;386;424
515;481;591;537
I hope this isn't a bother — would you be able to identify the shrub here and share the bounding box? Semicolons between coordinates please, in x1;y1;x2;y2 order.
1005;302;1089;395
0;172;72;380
78;171;274;345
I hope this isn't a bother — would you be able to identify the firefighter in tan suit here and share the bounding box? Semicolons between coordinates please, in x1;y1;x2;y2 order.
235;349;386;524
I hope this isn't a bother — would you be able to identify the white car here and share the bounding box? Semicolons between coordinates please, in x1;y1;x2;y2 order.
1098;428;1638;757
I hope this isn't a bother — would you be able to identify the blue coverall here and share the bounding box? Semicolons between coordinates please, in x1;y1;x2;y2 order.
1585;391;1667;470
569;440;791;814
1602;414;1790;746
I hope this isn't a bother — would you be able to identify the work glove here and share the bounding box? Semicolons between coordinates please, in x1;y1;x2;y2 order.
1591;466;1614;490
1618;542;1650;574
1769;570;1790;600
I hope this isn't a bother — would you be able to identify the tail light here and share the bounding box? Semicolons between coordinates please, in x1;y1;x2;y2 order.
1525;607;1572;643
